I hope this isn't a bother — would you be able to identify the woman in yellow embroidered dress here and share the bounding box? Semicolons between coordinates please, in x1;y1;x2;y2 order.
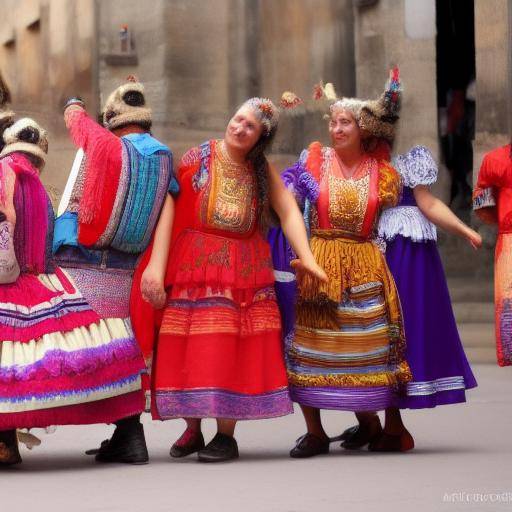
282;70;413;457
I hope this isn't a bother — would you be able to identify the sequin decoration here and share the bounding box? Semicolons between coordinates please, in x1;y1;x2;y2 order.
200;143;257;235
328;172;370;233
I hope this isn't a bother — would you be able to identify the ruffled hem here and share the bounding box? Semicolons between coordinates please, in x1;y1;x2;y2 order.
378;206;437;242
0;335;143;383
168;229;275;290
0;270;101;342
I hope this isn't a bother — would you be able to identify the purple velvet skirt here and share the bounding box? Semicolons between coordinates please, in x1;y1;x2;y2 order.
385;235;477;408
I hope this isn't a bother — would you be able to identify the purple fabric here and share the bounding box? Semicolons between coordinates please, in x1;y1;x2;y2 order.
155;388;293;420
268;227;296;340
0;336;142;383
386;235;477;409
290;386;397;411
400;186;417;206
281;162;319;207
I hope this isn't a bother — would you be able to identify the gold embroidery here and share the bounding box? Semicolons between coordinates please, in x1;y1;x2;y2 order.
201;143;257;234
288;361;411;388
328;172;370;233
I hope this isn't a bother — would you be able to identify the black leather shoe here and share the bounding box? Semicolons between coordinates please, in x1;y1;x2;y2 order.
0;430;21;466
197;433;239;462
290;433;329;458
85;439;109;456
341;419;383;450
95;421;149;465
170;429;205;458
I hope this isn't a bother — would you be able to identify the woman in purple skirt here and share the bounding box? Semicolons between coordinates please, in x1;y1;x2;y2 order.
380;145;480;409
342;145;481;450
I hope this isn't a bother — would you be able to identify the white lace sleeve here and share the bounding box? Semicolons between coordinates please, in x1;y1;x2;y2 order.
393;145;438;188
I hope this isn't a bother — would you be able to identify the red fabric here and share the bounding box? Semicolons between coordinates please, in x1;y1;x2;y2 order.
130;142;288;418
64;108;122;247
0;390;144;430
360;163;379;238
475;145;512;231
130;145;208;364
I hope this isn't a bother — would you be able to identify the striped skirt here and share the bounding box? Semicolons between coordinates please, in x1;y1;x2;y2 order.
0;267;145;429
288;231;411;411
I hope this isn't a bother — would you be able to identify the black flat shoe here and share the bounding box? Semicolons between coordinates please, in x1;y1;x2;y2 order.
0;430;21;466
85;439;109;456
290;433;329;458
95;422;149;465
170;429;205;458
341;419;383;450
197;433;239;463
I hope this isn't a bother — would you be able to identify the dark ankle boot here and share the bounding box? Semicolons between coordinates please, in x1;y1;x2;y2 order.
197;433;239;462
95;415;149;465
0;430;22;466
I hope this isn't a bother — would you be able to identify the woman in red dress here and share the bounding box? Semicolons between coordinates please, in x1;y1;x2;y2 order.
132;97;326;462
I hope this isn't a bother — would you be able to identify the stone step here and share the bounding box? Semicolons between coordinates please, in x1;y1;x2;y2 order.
457;322;495;348
452;302;495;323
463;346;497;364
447;277;494;302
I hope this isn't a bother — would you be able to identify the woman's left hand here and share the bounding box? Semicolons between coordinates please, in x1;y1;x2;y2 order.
290;258;328;282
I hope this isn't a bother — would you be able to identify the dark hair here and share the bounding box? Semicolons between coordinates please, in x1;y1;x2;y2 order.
247;126;278;233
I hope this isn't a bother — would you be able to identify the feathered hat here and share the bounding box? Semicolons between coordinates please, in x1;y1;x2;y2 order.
314;67;402;144
102;75;152;131
0;117;48;167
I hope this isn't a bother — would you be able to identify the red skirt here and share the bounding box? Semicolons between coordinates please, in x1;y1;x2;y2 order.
153;229;293;420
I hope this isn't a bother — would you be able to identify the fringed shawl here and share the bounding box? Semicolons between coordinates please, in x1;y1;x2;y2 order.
0;154;51;274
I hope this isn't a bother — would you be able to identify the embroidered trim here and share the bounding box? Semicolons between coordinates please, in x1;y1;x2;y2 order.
378;206;437;242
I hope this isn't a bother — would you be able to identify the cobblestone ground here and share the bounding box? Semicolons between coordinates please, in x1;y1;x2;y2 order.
1;364;511;512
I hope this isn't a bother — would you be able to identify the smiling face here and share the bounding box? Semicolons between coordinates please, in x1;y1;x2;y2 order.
224;105;264;157
328;108;362;154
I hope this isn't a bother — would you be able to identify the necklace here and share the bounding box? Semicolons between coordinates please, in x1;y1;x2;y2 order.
218;140;249;171
333;152;368;180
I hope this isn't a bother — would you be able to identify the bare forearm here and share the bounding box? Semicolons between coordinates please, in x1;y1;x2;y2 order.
417;192;472;239
279;206;313;262
148;195;174;275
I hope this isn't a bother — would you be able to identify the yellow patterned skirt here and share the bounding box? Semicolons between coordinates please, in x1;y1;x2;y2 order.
288;230;411;411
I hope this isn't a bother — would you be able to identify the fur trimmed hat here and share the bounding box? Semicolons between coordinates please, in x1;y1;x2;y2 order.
102;75;152;131
316;67;402;144
1;117;48;166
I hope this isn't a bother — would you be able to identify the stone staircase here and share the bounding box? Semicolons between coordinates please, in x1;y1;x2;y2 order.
448;277;496;364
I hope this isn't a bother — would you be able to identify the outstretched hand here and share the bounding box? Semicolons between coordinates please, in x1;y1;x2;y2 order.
467;229;482;250
290;258;328;283
140;265;167;309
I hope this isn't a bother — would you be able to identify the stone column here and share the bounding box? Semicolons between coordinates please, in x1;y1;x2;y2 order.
473;0;511;181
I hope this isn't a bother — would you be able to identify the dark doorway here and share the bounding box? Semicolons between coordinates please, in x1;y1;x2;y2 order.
436;0;476;212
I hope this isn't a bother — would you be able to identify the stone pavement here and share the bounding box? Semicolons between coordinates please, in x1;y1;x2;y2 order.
1;364;511;512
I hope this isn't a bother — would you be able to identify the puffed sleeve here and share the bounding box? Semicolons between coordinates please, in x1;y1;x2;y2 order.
378;162;401;210
476;150;507;189
394;145;438;188
280;148;319;210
